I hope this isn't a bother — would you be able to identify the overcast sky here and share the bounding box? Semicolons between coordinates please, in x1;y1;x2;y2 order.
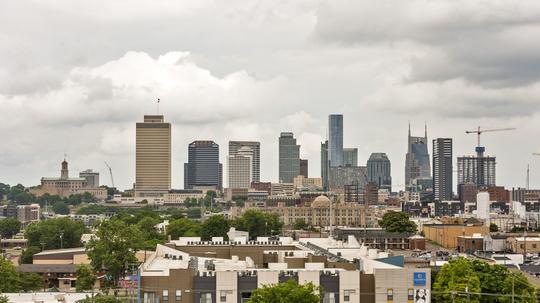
1;0;540;191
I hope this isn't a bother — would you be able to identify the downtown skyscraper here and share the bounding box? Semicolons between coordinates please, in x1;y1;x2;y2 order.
228;145;254;189
328;114;344;167
228;141;260;183
405;123;431;190
433;138;453;201
279;132;300;183
367;153;392;192
321;140;329;190
135;115;171;197
184;141;223;190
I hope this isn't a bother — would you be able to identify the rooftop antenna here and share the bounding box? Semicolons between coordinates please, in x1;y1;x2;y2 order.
527;164;530;190
157;98;160;115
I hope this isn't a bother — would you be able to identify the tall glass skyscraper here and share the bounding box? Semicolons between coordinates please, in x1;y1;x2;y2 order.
367;153;392;191
279;132;300;183
321;140;329;190
405;123;431;190
343;148;358;167
328;114;344;167
184;141;223;190
433;138;453;201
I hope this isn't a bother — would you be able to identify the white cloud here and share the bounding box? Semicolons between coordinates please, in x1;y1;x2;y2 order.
1;0;540;191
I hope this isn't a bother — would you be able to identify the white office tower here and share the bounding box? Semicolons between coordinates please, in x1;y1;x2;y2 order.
476;192;490;224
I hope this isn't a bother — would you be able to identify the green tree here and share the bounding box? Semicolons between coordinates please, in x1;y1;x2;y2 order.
201;215;230;240
247;279;321;303
0;256;21;292
233;210;283;238
184;198;199;208
86;219;143;286
78;295;122;303
35;193;63;207
19;273;43;291
433;257;481;303
137;217;165;249
293;218;308;230
378;211;417;233
489;223;499;232
0;217;21;238
76;265;97;292
52;201;70;215
500;271;536;303
20;246;41;264
25;217;87;249
166;218;201;239
187;207;202;219
0;295;9;303
7;184;36;204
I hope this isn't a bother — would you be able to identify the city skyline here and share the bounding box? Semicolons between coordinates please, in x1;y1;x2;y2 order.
1;1;539;191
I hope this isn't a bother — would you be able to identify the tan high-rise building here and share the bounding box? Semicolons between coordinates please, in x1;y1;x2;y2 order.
135;115;171;197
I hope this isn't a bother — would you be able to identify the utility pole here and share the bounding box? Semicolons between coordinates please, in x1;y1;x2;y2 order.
512;273;515;303
467;270;471;302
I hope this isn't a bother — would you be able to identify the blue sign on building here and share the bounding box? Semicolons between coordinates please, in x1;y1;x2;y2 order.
413;272;426;286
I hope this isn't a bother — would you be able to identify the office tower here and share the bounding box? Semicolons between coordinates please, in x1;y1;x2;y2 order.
321;141;329;190
328;114;344;167
228;141;260;183
405;123;431;189
228;146;253;189
457;156;496;187
300;159;308;178
343;148;358;167
184;141;222;190
433;138;453;201
367;153;392;192
278;132;300;183
79;169;99;188
135;115;171;196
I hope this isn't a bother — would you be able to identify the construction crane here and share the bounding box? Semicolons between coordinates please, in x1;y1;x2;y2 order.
465;126;516;155
104;161;115;188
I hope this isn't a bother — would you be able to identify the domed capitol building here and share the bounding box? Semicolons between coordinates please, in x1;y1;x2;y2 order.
233;194;368;227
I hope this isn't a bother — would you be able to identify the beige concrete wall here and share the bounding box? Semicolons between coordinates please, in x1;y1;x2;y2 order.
216;271;237;303
298;271;319;287
257;271;279;287
339;271;360;303
424;225;488;248
373;268;430;303
73;254;91;265
33;259;72;265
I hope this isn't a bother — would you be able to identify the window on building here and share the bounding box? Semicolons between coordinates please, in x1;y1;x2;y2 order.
220;290;227;302
200;293;212;303
521;244;525;249
533;244;537;249
323;292;336;303
343;290;350;302
163;290;169;301
175;290;182;301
